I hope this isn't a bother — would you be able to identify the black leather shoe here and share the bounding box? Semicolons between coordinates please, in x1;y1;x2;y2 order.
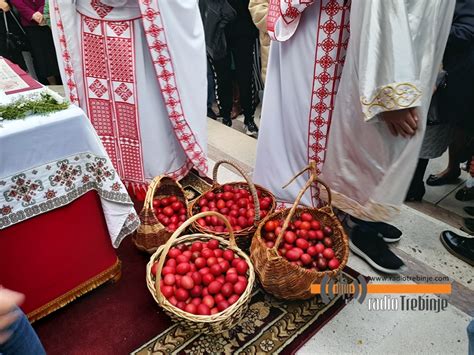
463;218;474;234
222;118;232;127
405;183;425;202
426;169;461;186
207;108;218;120
464;206;474;216
455;186;474;202
440;231;474;266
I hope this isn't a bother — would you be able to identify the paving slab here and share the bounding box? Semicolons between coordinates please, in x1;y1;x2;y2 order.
299;299;470;354
391;206;473;289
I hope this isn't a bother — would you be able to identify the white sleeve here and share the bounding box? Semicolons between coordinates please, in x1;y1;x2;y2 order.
268;0;316;41
352;0;423;121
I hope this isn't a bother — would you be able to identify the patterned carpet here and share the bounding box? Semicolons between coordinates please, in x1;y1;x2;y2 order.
132;270;359;355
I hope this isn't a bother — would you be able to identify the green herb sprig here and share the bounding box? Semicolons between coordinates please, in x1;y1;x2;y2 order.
0;92;69;122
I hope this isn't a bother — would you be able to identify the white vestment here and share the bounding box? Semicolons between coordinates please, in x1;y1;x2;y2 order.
253;0;350;208
49;0;208;194
320;0;455;221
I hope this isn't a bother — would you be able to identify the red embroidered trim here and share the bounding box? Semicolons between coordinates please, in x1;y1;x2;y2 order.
52;0;80;105
137;1;208;177
306;0;350;207
81;14;145;186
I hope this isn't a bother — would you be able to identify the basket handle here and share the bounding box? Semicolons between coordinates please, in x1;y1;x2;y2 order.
155;211;235;302
272;163;333;252
144;176;163;210
212;160;260;225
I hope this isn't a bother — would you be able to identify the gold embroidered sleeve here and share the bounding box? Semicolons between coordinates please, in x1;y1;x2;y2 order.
360;82;422;121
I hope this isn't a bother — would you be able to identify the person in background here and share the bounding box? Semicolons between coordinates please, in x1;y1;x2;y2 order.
405;69;450;202
248;0;269;84
213;0;259;136
423;0;474;192
198;0;234;120
0;0;27;70
10;0;60;85
0;288;46;355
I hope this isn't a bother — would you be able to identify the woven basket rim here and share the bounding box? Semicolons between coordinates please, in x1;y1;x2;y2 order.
253;206;349;277
146;233;255;323
188;182;276;237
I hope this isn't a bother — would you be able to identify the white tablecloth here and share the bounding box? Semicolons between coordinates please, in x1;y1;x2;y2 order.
0;98;139;247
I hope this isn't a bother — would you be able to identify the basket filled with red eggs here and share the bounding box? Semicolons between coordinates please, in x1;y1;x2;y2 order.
188;160;276;251
146;211;255;334
250;163;349;300
134;176;188;254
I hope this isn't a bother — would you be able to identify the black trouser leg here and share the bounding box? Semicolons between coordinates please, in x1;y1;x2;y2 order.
230;36;255;124
212;53;233;119
406;158;429;201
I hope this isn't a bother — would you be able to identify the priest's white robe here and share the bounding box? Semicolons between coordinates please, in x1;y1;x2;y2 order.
49;0;208;194
320;0;455;221
253;0;350;208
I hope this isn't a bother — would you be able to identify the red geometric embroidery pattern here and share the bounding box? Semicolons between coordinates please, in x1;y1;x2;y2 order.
89;79;107;98
91;0;113;19
138;0;208;177
108;21;129;37
52;0;80;105
82;14;144;184
83;33;107;79
84;17;100;33
115;83;133;101
88;99;113;135
306;0;350;206
116;102;138;138
279;0;313;25
107;37;134;83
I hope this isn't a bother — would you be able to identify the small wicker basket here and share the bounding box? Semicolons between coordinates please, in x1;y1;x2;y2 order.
146;211;255;334
188;160;276;251
250;164;349;300
134;176;187;254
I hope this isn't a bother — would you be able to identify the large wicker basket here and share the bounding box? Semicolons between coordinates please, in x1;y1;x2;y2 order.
146;211;255;334
189;160;276;251
250;164;349;300
134;176;187;254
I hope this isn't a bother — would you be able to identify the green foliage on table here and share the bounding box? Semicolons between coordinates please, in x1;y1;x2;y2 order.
0;92;69;122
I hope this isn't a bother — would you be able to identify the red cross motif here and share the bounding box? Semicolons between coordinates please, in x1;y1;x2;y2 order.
62;50;71;61
155;55;170;67
89;79;107;98
137;0;208;177
306;0;349;206
158;69;173;82
146;24;163;38
161;83;176;96
151;40;167;53
91;0;113;19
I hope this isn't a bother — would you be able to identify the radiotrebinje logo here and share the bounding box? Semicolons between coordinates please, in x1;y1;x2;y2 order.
312;275;451;312
319;274;368;304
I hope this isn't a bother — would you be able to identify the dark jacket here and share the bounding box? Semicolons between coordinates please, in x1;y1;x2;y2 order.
199;0;236;60
443;0;474;72
439;0;474;133
225;0;258;38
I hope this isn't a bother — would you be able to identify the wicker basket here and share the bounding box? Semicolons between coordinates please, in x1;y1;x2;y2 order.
189;160;276;251
250;164;349;300
146;211;255;334
133;176;187;254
